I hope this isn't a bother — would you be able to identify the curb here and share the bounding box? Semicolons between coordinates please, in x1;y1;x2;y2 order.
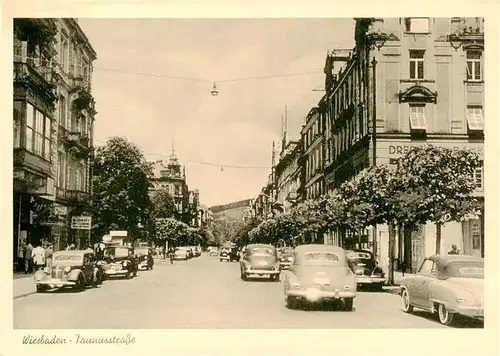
383;286;401;295
14;291;36;299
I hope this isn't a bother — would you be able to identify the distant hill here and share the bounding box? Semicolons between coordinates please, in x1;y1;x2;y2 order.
210;199;253;214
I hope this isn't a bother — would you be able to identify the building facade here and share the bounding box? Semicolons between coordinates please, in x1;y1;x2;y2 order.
13;18;97;259
149;149;199;227
275;140;301;213
322;17;484;271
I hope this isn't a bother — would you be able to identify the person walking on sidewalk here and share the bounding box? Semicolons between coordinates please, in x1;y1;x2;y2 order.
32;242;46;270
45;244;54;268
23;242;33;274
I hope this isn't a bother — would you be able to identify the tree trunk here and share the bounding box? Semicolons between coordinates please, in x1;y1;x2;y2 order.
403;225;412;273
435;222;442;254
397;223;403;270
372;224;378;260
387;222;396;285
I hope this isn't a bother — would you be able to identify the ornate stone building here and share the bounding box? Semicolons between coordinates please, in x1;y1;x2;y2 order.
13;18;97;259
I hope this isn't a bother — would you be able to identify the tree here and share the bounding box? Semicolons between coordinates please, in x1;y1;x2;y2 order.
154;217;189;248
211;216;245;245
150;190;177;219
91;137;153;241
395;145;481;254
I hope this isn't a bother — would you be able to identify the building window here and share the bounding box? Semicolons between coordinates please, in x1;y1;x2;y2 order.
466;106;484;131
59;96;66;128
57;152;65;188
44;115;51;160
466;51;482;81
409;50;425;79
405;18;430;33
26;103;34;152
473;165;483;190
409;105;427;130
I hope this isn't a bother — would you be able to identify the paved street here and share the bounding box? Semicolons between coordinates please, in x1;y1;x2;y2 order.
14;254;482;329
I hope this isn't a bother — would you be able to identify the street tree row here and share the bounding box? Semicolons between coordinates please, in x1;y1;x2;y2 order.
237;145;482;284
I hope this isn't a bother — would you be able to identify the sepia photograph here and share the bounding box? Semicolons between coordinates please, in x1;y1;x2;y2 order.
2;2;499;355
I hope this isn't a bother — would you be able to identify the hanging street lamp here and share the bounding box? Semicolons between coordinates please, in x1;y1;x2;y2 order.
210;82;219;96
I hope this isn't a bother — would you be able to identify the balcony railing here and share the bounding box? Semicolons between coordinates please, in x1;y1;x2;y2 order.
66;189;89;202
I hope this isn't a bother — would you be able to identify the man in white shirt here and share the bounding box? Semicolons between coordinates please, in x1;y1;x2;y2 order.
32;243;46;270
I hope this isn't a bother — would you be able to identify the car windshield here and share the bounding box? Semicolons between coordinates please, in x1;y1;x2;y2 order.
105;247;129;257
249;247;274;256
347;251;372;260
444;261;484;279
54;254;82;262
303;252;339;262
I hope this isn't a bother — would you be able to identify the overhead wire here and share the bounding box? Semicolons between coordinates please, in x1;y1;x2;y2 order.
93;139;272;169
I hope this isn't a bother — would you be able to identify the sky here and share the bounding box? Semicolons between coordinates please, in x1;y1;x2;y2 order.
77;18;355;207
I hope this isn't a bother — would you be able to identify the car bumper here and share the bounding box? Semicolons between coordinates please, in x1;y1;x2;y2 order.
279;262;292;269
287;288;356;302
355;276;386;284
245;269;280;276
36;279;76;287
104;269;129;276
453;305;484;319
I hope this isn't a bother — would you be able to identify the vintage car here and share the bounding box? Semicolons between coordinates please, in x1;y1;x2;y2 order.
400;254;484;326
34;250;103;292
135;247;154;270
346;249;386;288
283;245;357;310
219;246;239;262
278;247;294;270
174;247;189;260
240;244;280;281
99;245;138;279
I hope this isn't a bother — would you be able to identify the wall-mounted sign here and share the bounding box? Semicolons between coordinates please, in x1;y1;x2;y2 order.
71;216;92;230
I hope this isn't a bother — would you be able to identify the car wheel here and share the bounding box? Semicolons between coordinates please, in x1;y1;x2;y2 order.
344;298;354;311
36;285;47;293
286;296;298;310
133;269;138;277
401;288;414;313
438;303;455;326
273;274;280;282
126;270;132;279
75;275;85;291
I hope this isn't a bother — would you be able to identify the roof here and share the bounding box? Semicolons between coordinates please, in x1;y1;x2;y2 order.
294;244;346;254
428;254;483;267
246;244;275;249
54;250;87;255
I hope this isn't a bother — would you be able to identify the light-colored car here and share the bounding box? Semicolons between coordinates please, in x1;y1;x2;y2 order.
34;250;103;292
174;247;189;260
400;254;484;326
208;247;219;256
283;244;357;310
240;244;280;281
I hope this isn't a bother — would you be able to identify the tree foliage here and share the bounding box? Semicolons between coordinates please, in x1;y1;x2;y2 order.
150;190;177;220
211;216;245;245
91;137;153;237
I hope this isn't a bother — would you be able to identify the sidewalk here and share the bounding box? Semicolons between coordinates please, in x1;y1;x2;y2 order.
13;274;36;299
382;271;406;294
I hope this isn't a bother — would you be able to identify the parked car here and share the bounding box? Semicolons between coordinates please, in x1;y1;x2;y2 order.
219;246;239;262
346;249;386;289
283;244;357;310
174;247;189;260
193;246;201;257
135;247;154;270
240;244;280;281
100;245;138;279
208;247;219;256
34;250;103;292
278;247;294;270
186;247;193;259
400;254;484;326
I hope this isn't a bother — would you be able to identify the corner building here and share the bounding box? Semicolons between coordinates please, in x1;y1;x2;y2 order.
323;17;484;272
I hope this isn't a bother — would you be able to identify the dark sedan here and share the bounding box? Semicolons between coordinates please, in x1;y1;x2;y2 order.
346;250;386;289
240;244;280;281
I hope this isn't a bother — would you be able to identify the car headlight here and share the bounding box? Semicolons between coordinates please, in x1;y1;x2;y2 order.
123;261;128;266
64;266;71;273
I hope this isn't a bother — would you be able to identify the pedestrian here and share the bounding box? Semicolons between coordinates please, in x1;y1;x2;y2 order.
45;244;54;268
447;244;460;255
95;244;103;260
17;243;25;272
32;242;46;271
23;242;33;274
